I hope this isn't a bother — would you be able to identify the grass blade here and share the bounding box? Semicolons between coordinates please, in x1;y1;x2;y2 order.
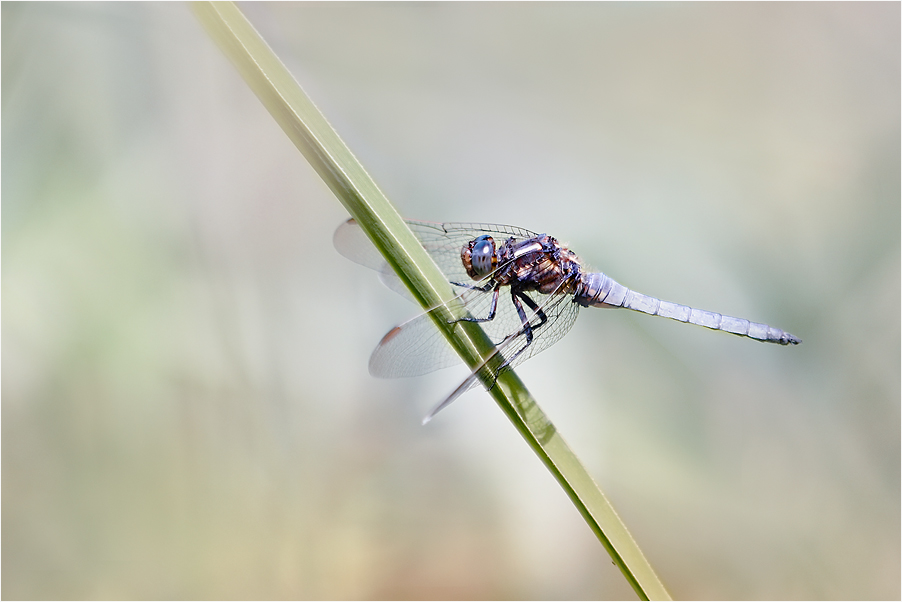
191;3;671;599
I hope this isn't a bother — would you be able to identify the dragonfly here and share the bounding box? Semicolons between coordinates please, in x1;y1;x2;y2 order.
334;219;801;422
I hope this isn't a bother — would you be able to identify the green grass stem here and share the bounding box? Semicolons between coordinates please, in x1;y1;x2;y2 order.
191;3;671;599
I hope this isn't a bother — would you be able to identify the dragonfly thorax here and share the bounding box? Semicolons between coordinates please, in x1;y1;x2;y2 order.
503;235;584;295
463;233;585;296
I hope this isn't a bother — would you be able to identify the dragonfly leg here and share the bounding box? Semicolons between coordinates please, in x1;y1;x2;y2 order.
450;280;495;293
450;284;500;324
515;290;548;331
485;290;551;386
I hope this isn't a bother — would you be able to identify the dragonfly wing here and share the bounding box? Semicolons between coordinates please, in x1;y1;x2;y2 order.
332;218;385;271
368;285;502;378
422;287;582;422
504;288;582;369
371;286;581;381
368;310;462;378
403;220;540;285
333;218;541;297
332;219;412;300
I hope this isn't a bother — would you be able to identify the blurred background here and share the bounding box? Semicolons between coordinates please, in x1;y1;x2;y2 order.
3;2;898;599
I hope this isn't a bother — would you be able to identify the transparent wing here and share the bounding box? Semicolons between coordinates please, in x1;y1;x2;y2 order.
402;220;539;285
485;281;582;371
369;275;581;378
333;218;410;300
333;218;540;298
366;299;465;378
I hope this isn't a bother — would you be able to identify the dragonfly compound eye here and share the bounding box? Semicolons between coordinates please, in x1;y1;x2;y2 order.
463;235;497;279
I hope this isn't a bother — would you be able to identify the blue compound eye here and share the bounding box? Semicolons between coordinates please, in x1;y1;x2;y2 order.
469;236;496;278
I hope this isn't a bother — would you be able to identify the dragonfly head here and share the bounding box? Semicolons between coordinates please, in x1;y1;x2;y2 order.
462;235;497;280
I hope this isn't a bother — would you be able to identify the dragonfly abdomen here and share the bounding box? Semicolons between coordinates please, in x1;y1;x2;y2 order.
575;272;801;345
